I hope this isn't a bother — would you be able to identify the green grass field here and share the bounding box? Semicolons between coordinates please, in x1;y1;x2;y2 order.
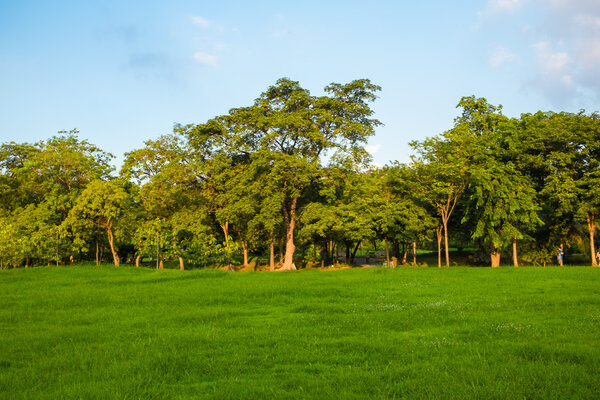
1;265;599;399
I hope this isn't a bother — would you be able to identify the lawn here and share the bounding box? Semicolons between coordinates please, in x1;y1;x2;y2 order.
0;265;599;399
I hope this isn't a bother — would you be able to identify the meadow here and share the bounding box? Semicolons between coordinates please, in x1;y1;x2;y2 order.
0;265;599;399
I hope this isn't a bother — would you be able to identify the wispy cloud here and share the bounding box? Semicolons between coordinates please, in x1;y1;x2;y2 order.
193;51;218;67
479;0;600;103
529;42;575;103
489;46;517;67
488;0;527;13
191;16;211;29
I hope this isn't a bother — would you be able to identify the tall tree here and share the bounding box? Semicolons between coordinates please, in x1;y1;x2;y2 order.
186;78;381;270
62;180;128;266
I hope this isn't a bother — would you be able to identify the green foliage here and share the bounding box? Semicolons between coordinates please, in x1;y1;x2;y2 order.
1;89;600;267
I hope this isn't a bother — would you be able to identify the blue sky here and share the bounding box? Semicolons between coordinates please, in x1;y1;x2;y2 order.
1;0;599;167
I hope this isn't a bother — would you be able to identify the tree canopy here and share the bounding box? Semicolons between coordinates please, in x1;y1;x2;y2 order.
1;82;599;269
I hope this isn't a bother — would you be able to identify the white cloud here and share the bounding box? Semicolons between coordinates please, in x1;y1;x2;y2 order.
529;42;576;102
488;0;527;13
365;144;381;155
193;51;218;67
481;0;600;103
489;46;517;67
191;16;210;29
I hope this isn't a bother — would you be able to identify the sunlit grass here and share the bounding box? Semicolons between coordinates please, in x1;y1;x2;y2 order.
0;265;599;398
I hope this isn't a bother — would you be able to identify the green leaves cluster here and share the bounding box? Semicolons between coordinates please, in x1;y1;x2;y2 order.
2;84;599;269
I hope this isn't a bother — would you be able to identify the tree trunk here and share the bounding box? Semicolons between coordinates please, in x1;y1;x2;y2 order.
281;196;298;270
587;214;597;266
156;229;160;270
491;243;500;267
270;239;275;271
96;232;100;266
512;238;518;267
170;240;184;270
384;235;390;267
107;221;119;266
412;241;417;266
321;238;328;268
135;255;140;267
220;220;233;270
242;240;249;266
443;218;450;267
436;225;443;268
159;259;164;270
351;240;361;264
402;245;407;265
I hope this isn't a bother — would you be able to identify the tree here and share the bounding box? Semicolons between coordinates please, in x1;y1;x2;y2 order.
573;112;600;266
122;134;196;269
62;180;128;266
465;161;542;267
186;78;381;270
408;154;468;267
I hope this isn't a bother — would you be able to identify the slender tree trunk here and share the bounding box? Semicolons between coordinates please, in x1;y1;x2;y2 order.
402;245;407;265
321;238;328;268
96;230;100;266
443;217;450;267
512;238;518;267
220;220;233;270
242;240;249;266
281;196;298;270
107;221;119;266
351;240;361;264
412;241;417;266
436;225;443;268
171;236;184;270
587;214;597;266
156;229;160;270
345;244;350;264
269;239;275;271
135;255;140;267
384;235;390;267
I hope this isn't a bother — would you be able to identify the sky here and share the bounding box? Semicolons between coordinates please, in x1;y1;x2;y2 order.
1;0;599;168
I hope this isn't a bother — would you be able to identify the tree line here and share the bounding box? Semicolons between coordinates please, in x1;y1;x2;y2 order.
1;78;599;269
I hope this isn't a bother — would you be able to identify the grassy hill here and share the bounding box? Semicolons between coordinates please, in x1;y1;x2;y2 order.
1;265;599;399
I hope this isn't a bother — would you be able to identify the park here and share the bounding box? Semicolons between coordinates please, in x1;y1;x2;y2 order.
1;264;599;398
2;2;600;397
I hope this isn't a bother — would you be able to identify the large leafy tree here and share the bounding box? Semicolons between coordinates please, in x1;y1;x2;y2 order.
186;78;381;270
122;134;198;269
0;131;114;265
465;161;542;267
409;144;468;267
62;180;129;266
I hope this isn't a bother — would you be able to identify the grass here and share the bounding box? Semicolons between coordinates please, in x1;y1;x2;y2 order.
0;265;599;399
